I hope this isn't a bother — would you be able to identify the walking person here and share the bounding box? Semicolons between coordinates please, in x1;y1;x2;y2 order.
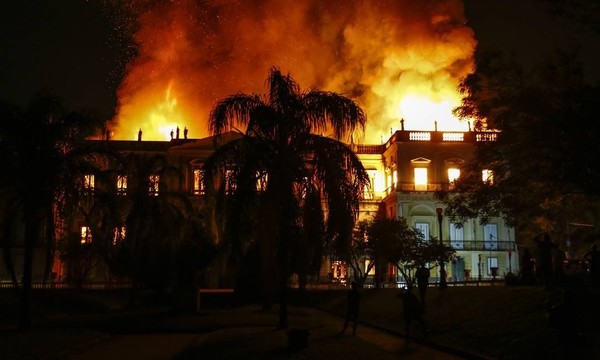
340;281;361;336
397;287;425;343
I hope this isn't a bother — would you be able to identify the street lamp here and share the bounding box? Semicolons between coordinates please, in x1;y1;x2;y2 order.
436;207;447;289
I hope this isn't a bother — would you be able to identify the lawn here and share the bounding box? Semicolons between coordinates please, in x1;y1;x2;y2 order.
303;285;600;359
2;285;599;359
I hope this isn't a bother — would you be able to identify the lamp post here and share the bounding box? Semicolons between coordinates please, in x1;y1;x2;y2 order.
436;207;447;289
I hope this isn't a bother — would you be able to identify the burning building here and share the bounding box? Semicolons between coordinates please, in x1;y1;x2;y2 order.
0;1;518;286
16;126;515;287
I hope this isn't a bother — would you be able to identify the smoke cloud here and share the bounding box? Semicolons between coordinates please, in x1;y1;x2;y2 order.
113;0;476;142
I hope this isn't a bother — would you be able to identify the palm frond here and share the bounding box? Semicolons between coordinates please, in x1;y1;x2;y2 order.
209;94;264;136
305;134;370;247
302;90;366;140
267;67;300;110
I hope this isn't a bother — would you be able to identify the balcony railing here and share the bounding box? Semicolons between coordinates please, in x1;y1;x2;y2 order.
390;130;499;145
384;182;451;194
449;240;516;251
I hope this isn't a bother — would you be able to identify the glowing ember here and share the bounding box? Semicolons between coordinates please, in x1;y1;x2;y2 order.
112;0;476;142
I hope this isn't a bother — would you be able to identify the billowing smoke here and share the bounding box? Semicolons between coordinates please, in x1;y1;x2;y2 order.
113;0;476;143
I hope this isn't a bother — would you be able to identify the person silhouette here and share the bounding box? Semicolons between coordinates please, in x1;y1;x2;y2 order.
397;287;425;341
415;263;430;311
184;127;188;139
585;244;600;288
176;126;180;139
340;281;361;336
535;233;557;288
170;129;174;140
137;128;142;141
521;248;535;284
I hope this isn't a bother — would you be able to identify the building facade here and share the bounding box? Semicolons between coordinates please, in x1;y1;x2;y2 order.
1;129;519;286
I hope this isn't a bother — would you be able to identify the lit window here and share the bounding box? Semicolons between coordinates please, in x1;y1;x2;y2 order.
80;226;92;244
117;175;127;195
450;223;464;249
392;169;398;187
487;257;499;275
365;259;376;275
84;174;95;191
149;175;159;196
414;168;428;191
331;260;347;281
193;169;205;195
482;169;494;184
225;170;237;194
386;173;392;192
415;222;430;241
256;171;268;192
113;226;126;245
448;168;460;183
363;169;377;199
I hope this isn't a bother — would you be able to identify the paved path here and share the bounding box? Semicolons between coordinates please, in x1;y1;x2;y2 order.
65;306;464;360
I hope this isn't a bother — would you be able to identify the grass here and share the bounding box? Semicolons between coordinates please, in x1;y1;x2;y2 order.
304;285;600;359
2;285;599;359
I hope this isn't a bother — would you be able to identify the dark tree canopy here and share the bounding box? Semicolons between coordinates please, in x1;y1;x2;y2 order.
441;50;600;250
204;67;370;328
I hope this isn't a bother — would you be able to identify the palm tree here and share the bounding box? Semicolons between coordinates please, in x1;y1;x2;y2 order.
203;67;370;328
0;93;106;329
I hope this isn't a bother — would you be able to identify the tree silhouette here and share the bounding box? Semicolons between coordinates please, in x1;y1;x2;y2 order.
442;50;600;247
203;67;370;328
0;92;105;329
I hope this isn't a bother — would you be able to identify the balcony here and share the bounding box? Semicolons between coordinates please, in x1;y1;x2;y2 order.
387;182;451;193
386;130;499;145
450;240;516;251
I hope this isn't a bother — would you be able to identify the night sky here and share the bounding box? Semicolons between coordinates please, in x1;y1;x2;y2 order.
0;0;598;122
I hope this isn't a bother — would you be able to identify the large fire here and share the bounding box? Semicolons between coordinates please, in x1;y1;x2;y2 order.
112;0;476;143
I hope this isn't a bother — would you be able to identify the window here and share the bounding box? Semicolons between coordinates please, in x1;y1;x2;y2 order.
450;223;464;249
414;168;428;191
363;171;374;199
256;171;268;192
487;257;498;275
448;168;460;183
193;169;205;195
149;175;159;196
117;175;127;195
392;169;398;189
331;260;347;281
484;224;498;250
365;259;376;275
415;222;430;241
225;170;236;194
482;169;494;184
113;226;126;245
84;174;95;191
80;226;92;244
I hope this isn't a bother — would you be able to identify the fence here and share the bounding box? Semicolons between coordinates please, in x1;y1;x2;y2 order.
0;280;133;290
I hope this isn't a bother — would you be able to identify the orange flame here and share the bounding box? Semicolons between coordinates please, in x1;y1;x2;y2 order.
112;0;476;143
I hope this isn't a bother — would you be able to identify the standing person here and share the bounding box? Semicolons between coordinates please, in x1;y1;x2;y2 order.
535;233;557;289
415;263;430;311
584;244;600;288
340;281;361;336
397;287;425;342
521;248;535;284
